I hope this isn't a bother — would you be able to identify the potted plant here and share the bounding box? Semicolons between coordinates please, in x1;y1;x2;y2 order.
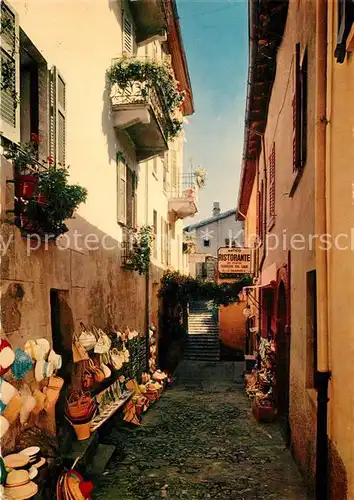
29;165;87;238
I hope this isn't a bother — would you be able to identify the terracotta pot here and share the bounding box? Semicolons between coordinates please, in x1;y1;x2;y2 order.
72;421;91;441
15;175;38;199
37;193;47;206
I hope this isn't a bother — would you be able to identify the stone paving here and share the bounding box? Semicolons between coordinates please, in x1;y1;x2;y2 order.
94;361;308;500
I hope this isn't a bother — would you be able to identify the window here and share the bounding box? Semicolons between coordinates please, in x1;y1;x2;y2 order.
225;238;236;248
165;220;169;265
117;153;137;228
163;153;169;192
306;270;317;389
153;210;158;259
153;156;157;177
269;142;276;226
256;181;264;242
123;14;133;55
0;0;20;143
291;44;307;192
49;67;66;165
203;239;210;248
160;216;164;263
117;156;127;225
171;150;177;190
335;0;354;62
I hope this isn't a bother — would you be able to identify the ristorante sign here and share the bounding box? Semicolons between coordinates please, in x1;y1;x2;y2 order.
217;247;251;274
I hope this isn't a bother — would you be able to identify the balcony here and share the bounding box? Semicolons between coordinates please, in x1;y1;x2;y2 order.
168;174;199;222
129;0;169;44
109;59;184;163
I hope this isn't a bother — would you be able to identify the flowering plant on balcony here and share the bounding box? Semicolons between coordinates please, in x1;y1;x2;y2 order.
5;137;87;238
107;58;185;139
194;167;207;188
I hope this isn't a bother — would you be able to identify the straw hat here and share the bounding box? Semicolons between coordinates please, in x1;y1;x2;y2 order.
0;339;15;376
31;457;46;469
4;469;38;499
3;454;30;469
48;350;62;370
35;359;54;382
0;415;9;439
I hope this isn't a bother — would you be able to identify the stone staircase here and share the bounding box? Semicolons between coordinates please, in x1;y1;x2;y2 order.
184;301;220;361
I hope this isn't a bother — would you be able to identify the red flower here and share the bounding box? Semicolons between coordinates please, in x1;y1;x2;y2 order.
31;133;41;144
47;156;54;165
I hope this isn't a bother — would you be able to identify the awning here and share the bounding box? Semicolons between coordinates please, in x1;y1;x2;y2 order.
242;263;277;293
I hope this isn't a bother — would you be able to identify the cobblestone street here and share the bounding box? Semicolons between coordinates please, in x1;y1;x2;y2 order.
94;362;307;499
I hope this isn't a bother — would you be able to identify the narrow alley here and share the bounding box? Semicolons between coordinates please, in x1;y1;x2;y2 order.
95;361;307;500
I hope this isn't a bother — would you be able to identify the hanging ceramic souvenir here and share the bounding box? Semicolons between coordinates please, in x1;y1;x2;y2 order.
35;359;54;383
0;339;15;376
11;349;33;380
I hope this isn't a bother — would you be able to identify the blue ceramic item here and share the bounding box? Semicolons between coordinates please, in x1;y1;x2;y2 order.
11;349;33;380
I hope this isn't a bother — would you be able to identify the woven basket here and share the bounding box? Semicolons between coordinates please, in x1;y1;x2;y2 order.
3;392;21;423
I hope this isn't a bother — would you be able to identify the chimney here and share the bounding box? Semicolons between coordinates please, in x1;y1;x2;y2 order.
213;202;221;217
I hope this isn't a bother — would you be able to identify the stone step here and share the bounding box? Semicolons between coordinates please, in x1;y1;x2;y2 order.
86;444;116;476
184;355;220;361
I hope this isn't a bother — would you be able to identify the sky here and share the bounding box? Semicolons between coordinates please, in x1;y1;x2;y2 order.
177;0;248;223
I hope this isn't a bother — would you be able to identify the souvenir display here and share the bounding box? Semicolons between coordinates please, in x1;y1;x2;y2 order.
93;327;111;354
4;469;38;499
245;337;276;421
48;350;62;371
43;376;64;411
78;323;96;352
19;385;36;424
0;415;9;439
0;339;15;376
35;359;54;383
72;333;89;363
11;349;33;380
3;392;22;424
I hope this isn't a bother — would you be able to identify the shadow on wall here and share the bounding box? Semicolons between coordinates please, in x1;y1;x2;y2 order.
1;210;147;341
329;440;348;499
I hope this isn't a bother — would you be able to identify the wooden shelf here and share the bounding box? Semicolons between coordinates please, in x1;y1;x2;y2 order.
90;391;133;432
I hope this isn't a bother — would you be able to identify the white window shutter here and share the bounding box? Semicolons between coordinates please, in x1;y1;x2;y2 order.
57;72;66;165
0;0;20;143
123;14;133;55
49;67;57;162
117;156;127;225
49;67;66;165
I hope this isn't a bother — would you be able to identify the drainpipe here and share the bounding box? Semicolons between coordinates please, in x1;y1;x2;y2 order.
145;165;151;372
315;0;331;498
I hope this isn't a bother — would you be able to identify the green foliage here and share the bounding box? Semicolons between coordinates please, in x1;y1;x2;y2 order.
36;166;87;236
159;270;253;308
126;226;154;275
108;58;185;140
4;136;39;172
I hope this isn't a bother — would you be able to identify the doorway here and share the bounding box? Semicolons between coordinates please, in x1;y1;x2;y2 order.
275;281;291;445
50;289;74;436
